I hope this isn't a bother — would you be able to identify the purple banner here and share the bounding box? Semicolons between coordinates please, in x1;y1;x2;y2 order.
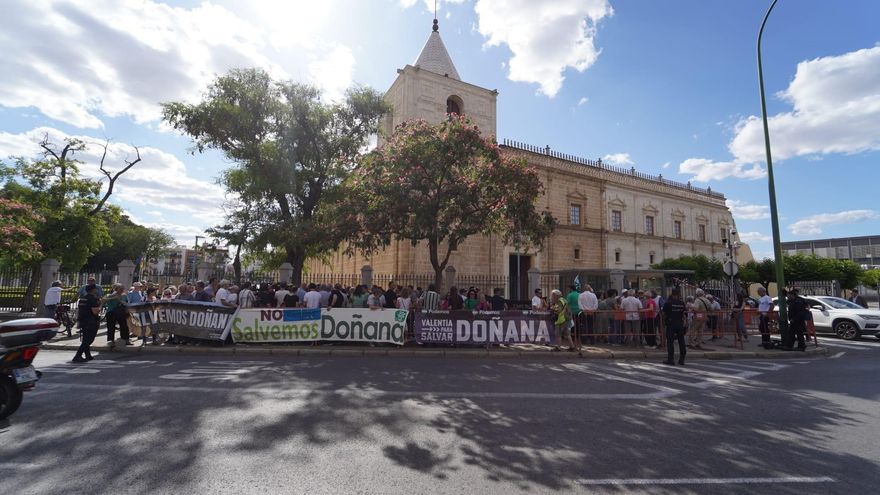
415;310;556;345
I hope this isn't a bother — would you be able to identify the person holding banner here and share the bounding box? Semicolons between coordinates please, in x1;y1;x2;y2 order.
550;289;576;352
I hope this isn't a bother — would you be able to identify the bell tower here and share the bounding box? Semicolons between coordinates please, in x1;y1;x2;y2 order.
380;17;498;144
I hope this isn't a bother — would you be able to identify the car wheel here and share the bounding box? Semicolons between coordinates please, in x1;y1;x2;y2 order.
0;375;23;420
833;320;859;340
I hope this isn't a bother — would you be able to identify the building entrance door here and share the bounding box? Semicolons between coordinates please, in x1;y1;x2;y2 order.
508;254;531;301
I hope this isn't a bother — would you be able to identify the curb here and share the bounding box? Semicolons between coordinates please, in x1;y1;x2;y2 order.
41;343;830;360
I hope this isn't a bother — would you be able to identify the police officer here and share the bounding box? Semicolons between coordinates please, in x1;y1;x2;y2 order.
72;284;101;363
662;289;687;366
786;287;808;351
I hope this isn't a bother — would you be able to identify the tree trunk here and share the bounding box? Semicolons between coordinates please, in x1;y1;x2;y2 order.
232;245;242;285
21;264;40;313
286;246;305;287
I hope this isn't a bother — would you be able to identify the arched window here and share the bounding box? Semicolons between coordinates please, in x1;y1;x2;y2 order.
446;95;463;115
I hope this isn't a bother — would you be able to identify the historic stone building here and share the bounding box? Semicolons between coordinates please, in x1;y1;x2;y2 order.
309;19;746;295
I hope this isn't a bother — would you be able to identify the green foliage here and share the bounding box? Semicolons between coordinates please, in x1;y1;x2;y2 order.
651;254;724;286
162;68;388;284
738;255;864;290
84;216;174;271
739;258;777;290
334;116;555;288
0;137;123;270
862;269;880;290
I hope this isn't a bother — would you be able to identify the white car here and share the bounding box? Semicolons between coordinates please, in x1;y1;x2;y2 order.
775;296;880;340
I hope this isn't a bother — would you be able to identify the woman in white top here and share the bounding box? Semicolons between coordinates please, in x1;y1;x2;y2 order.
396;287;412;310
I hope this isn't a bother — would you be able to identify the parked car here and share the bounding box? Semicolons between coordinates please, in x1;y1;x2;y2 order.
773;296;880;340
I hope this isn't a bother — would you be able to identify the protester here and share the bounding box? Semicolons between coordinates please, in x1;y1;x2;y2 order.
102;284;130;345
419;284;441;310
442;286;463;310
329;284;346;308
486;288;507;311
620;290;643;346
206;277;218;298
162;288;174;300
549;289;576;352
145;287;158;302
303;283;322;309
757;286;773;349
350;285;368;308
78;277;104;298
577;285;598;345
318;284;332;307
475;293;492;311
72;284;101;363
531;288;547;310
43;280;64;318
274;283;290;308
707;294;721;340
464;289;478;310
193;281;212;302
689;289;710;349
384;282;398;309
367;286;385;309
238;282;256;308
643;290;659;348
282;287;300;308
396;287;413;311
566;285;581;345
662;289;688;366
128;282;145;304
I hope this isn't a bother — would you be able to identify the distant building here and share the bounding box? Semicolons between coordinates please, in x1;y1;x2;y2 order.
782;235;880;269
309;18;747;295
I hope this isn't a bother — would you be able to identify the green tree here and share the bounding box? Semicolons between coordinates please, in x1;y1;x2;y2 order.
0;137;140;310
206;200;260;284
825;258;863;290
162;68;388;285
862;269;880;294
335;116;555;289
651;254;724;287
739;258;777;291
84;216;174;272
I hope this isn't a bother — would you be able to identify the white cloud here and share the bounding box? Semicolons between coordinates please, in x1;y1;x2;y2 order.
400;0;466;13
0;1;354;129
578;97;589;106
307;45;356;102
0;127;225;244
661;161;671;169
474;0;613;97
680;45;880;182
679;158;766;182
726;200;770;220
737;231;772;243
602;153;633;166
789;210;880;236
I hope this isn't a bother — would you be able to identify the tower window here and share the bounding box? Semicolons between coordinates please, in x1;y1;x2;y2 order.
446;95;463;115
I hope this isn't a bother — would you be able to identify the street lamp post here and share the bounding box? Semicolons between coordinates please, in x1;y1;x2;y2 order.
757;0;790;344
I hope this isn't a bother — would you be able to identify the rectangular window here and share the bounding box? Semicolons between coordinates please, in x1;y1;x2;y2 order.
645;215;654;236
574;248;581;260
649;253;655;265
699;224;706;242
674;220;682;239
721;228;728;245
611;210;622;232
615;251;621;263
569;204;581;226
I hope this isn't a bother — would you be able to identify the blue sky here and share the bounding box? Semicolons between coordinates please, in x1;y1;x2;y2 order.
0;0;878;260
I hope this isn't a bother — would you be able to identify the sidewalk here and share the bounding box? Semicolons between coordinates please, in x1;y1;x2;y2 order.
41;328;829;360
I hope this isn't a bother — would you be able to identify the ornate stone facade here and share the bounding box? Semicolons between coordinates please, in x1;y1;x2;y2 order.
308;22;747;290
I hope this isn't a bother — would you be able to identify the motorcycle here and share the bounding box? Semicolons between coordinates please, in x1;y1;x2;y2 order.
0;318;59;420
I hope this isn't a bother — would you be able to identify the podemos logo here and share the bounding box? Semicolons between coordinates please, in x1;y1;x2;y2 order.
395;310;407;322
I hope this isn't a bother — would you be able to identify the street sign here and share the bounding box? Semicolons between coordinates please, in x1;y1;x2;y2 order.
723;260;739;277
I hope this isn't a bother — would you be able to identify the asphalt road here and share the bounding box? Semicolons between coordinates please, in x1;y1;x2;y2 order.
1;338;878;495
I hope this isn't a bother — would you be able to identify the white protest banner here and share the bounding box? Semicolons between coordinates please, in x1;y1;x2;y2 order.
229;307;407;345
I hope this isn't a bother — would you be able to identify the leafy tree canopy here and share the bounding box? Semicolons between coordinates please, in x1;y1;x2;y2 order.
162;68;388;285
651;254;724;286
84;215;174;272
334;116;555;288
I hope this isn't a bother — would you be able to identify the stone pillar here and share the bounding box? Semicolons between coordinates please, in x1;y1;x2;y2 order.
117;260;135;290
610;269;626;293
197;261;213;282
278;262;294;284
361;265;373;287
39;259;61;317
444;265;456;292
527;267;540;297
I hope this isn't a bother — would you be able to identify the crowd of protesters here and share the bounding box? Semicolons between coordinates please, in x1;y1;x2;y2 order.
51;273;806;364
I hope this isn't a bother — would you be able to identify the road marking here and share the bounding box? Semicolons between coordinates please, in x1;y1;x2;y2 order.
575;476;835;486
830;351;846;359
33;382;679;400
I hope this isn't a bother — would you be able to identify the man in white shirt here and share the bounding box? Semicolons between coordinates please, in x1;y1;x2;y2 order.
214;280;236;307
531;288;547;310
578;285;599;344
238;282;256;308
619;290;643;346
44;280;64;318
274;284;290;308
757;286;773;349
303;283;322;309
